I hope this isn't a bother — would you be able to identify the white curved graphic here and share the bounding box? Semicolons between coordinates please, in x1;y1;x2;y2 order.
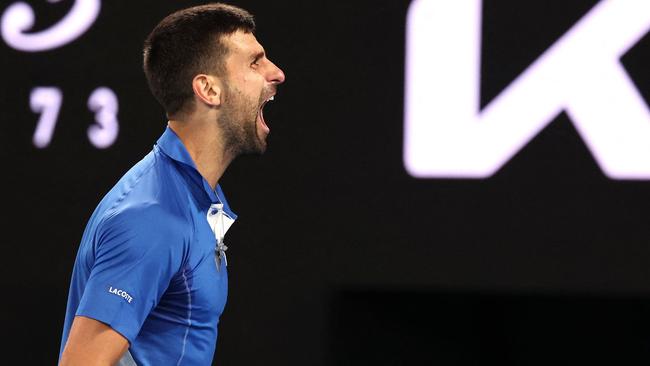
1;0;101;52
87;87;119;149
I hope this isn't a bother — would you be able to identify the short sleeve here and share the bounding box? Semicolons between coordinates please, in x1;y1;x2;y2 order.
75;205;187;343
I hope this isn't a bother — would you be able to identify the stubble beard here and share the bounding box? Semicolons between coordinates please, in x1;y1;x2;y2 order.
218;84;266;158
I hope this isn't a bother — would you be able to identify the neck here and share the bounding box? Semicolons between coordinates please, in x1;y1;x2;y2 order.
168;115;233;190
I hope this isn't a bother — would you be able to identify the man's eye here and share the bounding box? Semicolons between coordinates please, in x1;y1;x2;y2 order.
251;60;259;67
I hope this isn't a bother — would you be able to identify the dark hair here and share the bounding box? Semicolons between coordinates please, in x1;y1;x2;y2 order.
143;3;256;116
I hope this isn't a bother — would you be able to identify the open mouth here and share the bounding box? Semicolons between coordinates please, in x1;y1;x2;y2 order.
258;95;275;133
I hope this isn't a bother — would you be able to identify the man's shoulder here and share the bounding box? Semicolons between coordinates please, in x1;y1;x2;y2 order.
93;197;191;257
103;149;188;212
93;149;193;236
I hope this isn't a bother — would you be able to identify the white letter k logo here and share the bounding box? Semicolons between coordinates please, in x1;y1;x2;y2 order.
405;0;650;179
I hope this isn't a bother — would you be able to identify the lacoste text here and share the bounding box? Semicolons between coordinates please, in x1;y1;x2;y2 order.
108;286;133;303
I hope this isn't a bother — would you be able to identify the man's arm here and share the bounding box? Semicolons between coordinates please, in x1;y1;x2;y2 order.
59;316;129;366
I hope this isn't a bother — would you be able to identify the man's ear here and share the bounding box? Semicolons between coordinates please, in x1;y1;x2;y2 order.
192;74;222;107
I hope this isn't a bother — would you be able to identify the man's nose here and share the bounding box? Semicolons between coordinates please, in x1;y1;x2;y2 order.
268;61;285;84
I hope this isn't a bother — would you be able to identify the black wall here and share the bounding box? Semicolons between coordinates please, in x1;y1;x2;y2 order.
3;0;650;364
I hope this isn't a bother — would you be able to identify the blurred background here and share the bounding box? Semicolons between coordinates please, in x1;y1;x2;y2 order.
3;0;650;364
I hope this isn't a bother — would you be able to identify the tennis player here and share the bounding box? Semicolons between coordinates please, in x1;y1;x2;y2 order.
59;3;285;365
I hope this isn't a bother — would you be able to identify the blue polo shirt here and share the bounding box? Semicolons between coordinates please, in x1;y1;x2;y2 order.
59;126;237;365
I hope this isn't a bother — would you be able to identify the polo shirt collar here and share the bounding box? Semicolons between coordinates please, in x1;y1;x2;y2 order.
155;126;238;219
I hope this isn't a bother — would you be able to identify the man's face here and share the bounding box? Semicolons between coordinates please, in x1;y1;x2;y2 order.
218;30;285;156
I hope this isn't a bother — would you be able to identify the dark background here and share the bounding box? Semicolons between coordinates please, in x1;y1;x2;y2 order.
3;0;650;364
